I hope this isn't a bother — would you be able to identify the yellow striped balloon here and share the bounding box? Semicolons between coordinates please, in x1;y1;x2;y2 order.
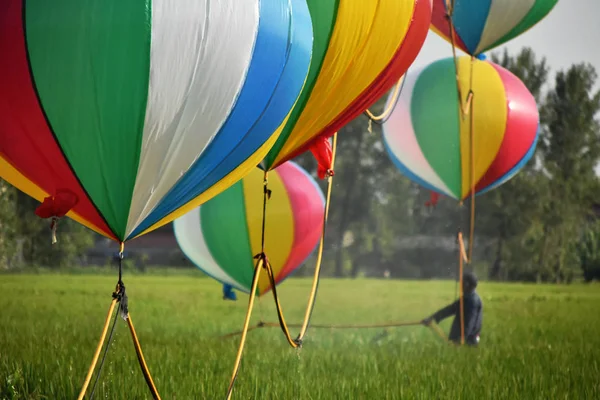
174;162;325;295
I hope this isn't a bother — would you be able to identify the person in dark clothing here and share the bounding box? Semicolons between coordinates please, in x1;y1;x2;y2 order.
422;272;483;345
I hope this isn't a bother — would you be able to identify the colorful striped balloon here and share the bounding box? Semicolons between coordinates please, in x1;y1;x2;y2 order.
174;162;324;296
382;56;539;200
262;0;432;171
0;0;313;243
431;0;559;56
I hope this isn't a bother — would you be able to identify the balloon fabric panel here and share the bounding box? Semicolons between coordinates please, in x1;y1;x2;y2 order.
0;0;116;240
431;0;559;55
200;181;256;292
261;0;338;170
0;0;313;242
243;168;294;295
173;206;248;292
410;59;462;198
127;0;313;240
173;162;324;296
456;57;507;199
382;72;456;198
382;56;539;200
277;163;325;279
264;0;431;170
473;64;539;193
24;0;151;239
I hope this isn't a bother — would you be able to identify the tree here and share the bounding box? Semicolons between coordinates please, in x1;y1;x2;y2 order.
537;63;600;282
472;48;551;281
0;179;17;269
576;220;600;282
2;188;95;268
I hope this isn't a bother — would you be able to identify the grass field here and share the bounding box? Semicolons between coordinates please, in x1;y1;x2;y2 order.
1;272;599;399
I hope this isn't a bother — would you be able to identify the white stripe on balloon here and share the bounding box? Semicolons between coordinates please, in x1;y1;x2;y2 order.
125;0;260;237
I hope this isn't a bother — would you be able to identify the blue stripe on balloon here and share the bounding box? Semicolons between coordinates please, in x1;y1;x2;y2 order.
452;0;493;55
382;134;457;200
128;0;313;240
476;125;539;196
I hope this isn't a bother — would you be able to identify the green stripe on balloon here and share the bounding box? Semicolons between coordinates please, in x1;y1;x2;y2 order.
24;0;151;239
200;181;254;290
487;0;559;52
262;0;339;170
410;58;461;198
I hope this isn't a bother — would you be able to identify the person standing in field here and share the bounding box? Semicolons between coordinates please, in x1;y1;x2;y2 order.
421;271;483;346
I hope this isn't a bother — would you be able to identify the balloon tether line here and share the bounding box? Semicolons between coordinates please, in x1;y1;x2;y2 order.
225;133;338;400
363;67;409;133
445;0;477;346
77;243;162;400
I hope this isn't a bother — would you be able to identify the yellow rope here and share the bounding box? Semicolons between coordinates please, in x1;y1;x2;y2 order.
225;133;338;399
79;245;162;400
77;298;118;400
364;80;402;122
221;320;423;337
127;314;161;400
225;257;264;400
297;133;337;340
457;232;467;345
467;56;476;263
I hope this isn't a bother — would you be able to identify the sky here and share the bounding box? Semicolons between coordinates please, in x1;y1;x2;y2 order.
412;0;599;80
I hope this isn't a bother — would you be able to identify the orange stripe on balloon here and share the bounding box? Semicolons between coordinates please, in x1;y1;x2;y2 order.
0;155;116;240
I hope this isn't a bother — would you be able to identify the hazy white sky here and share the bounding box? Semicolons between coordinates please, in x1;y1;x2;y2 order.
413;0;599;80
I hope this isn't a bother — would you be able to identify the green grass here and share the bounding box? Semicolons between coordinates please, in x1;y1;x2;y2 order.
0;274;599;399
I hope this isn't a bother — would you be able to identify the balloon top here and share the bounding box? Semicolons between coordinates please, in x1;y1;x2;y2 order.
476;53;487;61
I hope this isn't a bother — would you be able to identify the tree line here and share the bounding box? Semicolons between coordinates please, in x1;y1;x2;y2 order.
1;48;599;283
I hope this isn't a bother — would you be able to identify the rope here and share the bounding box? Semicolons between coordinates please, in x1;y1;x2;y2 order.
457;232;467;345
363;68;409;134
77;298;118;400
467;56;476;263
220;320;422;337
363;70;407;124
219;320;450;346
225;134;338;399
445;0;465;116
78;245;162;400
225;256;265;400
89;294;121;400
127;314;162;400
295;132;337;340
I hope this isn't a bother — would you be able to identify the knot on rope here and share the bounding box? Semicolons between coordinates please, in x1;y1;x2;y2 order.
112;281;129;320
257;321;266;328
253;252;268;263
293;337;303;348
